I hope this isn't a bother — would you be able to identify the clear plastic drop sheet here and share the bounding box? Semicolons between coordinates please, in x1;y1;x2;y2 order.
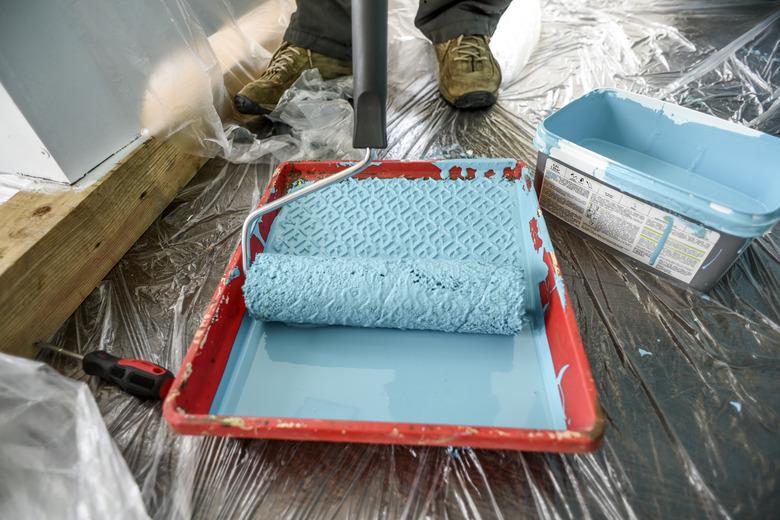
40;0;780;518
0;354;149;520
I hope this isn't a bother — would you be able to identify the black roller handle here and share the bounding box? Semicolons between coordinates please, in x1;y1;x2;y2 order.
351;0;388;149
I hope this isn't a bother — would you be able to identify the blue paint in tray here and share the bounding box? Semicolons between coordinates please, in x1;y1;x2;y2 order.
211;168;568;430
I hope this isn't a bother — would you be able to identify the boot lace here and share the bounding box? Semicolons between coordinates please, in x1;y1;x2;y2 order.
451;35;488;69
263;44;312;78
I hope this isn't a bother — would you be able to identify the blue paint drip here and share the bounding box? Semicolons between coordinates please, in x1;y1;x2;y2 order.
446;446;462;459
225;266;241;285
730;401;742;413
638;348;653;357
649;216;674;266
700;248;722;270
686;222;708;239
251;225;266;247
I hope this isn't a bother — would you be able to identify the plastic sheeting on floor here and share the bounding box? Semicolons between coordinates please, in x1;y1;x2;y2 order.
0;354;149;520
39;0;779;518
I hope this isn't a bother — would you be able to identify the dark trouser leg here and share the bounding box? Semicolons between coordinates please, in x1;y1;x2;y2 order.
415;0;512;43
284;0;352;60
283;0;512;59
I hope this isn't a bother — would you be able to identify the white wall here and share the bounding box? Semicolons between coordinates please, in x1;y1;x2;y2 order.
0;0;272;184
0;83;69;183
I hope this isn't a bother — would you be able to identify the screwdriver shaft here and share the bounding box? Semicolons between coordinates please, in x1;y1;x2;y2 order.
35;341;85;362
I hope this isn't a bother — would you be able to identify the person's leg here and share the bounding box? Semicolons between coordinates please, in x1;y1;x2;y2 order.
415;0;511;44
284;0;352;61
416;0;512;109
235;0;353;115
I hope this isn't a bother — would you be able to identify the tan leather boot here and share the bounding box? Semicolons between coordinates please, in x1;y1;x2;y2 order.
434;35;502;109
234;41;352;115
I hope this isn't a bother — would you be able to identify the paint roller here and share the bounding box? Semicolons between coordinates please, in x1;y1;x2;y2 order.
244;254;525;335
239;0;525;335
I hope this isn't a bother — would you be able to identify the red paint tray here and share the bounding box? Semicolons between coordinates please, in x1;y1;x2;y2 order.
163;159;603;452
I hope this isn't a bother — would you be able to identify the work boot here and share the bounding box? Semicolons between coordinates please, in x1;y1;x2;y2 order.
234;41;352;115
434;35;502;109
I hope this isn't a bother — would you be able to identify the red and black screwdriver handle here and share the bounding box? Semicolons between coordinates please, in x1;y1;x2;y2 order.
82;351;174;400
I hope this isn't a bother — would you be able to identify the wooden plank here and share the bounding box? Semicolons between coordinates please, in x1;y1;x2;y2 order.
0;137;207;358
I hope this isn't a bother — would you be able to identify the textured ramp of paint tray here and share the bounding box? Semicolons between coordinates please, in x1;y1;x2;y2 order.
244;254;525;335
266;177;524;265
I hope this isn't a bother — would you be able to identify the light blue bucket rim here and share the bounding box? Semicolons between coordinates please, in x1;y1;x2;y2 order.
533;88;780;238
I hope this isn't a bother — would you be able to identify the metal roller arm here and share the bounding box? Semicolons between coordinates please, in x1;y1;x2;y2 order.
241;148;375;273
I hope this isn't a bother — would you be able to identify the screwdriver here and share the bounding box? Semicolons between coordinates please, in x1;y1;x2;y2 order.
36;342;174;400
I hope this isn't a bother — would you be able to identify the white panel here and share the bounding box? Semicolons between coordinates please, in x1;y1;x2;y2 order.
0;82;69;183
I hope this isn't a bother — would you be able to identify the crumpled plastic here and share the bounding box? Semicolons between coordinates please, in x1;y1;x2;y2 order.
221;70;359;163
37;0;780;518
0;353;149;520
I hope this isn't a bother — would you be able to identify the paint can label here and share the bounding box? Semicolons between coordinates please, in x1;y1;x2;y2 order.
539;158;720;284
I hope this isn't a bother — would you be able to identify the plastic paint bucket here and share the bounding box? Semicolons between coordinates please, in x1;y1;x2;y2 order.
533;88;780;291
